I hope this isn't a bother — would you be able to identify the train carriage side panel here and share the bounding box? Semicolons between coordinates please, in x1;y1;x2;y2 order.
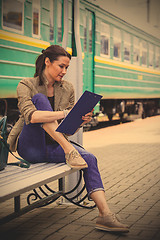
80;0;160;119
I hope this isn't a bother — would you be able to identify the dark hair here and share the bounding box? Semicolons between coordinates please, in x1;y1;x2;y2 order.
34;45;71;85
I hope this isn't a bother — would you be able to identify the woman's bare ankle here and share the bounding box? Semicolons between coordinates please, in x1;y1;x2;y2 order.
63;146;75;154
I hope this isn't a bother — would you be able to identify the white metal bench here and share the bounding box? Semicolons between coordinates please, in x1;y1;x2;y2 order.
0;162;95;224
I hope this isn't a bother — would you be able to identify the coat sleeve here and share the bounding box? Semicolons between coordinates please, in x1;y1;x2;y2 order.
17;79;37;125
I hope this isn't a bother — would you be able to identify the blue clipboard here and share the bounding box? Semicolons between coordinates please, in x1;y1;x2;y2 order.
56;90;102;135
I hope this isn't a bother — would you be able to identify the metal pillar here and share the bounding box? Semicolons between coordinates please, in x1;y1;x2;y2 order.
62;0;84;203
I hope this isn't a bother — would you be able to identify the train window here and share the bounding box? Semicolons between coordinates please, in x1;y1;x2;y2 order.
113;27;121;60
84;12;87;52
57;1;63;43
155;46;160;69
32;0;40;37
133;37;140;65
141;40;147;66
149;43;154;68
50;0;54;41
2;0;24;33
123;32;131;62
100;22;110;56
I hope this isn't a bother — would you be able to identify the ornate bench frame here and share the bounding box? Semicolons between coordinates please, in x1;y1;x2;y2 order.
0;163;95;225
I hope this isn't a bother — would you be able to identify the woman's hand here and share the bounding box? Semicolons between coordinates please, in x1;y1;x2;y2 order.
81;109;94;126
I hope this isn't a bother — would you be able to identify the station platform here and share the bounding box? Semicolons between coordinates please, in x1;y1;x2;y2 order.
0;116;160;240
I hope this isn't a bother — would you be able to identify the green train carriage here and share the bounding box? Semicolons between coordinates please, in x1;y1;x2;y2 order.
0;0;71;121
0;0;66;98
0;0;160;124
79;1;160;120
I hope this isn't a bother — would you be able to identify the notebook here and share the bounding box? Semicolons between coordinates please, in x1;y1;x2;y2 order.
56;90;102;135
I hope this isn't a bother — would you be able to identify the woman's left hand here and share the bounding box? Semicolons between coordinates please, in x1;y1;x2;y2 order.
81;109;94;125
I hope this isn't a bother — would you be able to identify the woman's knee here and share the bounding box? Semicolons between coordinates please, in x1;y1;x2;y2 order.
73;145;98;167
83;152;98;167
32;93;53;111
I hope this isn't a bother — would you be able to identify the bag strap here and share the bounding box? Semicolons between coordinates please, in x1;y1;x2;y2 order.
1;102;30;169
0;116;7;140
0;135;30;169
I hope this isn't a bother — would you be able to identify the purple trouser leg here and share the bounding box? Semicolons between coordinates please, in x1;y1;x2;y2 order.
17;93;104;196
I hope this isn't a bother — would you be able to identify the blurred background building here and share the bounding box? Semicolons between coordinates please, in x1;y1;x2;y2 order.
89;0;160;39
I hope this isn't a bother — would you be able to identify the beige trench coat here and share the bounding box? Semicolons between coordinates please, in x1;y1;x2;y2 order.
7;76;75;152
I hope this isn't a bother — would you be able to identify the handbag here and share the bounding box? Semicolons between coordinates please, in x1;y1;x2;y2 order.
0;116;30;171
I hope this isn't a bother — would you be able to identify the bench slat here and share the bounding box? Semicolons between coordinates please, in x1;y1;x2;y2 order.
0;163;64;186
0;164;77;203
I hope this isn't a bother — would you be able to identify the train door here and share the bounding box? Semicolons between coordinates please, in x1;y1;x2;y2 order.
83;10;95;92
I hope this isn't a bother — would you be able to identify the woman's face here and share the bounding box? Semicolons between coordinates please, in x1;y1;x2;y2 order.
44;56;70;83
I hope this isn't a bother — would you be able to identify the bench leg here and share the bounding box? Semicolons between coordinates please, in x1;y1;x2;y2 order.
14;196;20;212
59;178;65;192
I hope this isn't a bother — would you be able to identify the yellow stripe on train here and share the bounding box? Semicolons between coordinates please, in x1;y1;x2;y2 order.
95;56;160;75
0;30;50;49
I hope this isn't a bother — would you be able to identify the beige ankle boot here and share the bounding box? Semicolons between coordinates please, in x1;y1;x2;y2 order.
96;213;129;233
65;149;88;169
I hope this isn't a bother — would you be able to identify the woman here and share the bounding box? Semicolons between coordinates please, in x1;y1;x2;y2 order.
8;45;129;233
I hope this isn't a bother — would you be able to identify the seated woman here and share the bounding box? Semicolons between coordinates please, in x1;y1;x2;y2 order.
8;45;129;233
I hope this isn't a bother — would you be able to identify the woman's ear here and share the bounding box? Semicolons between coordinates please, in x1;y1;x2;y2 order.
45;57;51;66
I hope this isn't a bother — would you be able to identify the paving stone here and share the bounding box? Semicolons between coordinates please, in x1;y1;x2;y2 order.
83;229;106;239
